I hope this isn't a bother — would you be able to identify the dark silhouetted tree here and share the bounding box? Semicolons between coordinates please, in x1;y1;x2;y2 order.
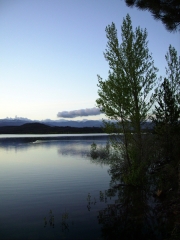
125;0;180;32
152;45;180;161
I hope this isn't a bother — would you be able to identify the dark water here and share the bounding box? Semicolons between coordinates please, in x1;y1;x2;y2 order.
0;134;176;239
0;134;113;240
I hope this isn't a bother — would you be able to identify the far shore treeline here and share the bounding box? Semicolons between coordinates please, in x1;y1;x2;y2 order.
0;122;104;134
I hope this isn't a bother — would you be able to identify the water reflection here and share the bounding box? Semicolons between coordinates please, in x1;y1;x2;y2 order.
44;210;55;228
57;140;110;157
1;134;173;239
90;157;175;240
97;187;161;239
0;135;111;240
0;135;109;155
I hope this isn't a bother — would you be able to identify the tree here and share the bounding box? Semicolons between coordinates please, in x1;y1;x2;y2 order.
152;45;180;162
125;0;180;32
151;46;180;195
96;14;158;184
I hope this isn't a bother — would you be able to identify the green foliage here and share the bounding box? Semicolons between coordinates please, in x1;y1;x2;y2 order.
152;45;180;162
97;14;158;127
150;45;180;210
154;78;179;128
96;14;158;185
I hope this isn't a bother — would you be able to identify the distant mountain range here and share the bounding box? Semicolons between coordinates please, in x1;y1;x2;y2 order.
0;122;103;134
0;118;154;134
0;118;103;128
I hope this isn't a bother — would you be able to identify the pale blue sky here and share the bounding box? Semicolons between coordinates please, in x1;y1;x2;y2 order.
0;0;179;120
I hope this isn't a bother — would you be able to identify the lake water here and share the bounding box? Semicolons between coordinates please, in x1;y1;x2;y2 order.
0;134;113;240
0;134;175;240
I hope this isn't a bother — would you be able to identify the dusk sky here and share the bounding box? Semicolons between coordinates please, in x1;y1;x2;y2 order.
0;0;179;121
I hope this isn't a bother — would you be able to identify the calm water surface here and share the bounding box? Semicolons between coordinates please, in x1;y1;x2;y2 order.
0;135;112;240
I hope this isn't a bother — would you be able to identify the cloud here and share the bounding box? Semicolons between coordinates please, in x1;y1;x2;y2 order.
57;107;101;118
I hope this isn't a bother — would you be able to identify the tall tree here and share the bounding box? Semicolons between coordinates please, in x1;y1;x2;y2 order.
96;14;158;183
125;0;180;32
152;45;180;161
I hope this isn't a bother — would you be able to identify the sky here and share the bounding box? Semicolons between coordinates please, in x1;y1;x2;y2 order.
0;0;179;121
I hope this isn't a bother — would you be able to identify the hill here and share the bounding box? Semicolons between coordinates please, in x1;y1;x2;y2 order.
0;118;103;128
0;122;103;134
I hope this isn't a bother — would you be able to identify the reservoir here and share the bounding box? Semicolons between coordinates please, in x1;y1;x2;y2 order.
0;134;111;240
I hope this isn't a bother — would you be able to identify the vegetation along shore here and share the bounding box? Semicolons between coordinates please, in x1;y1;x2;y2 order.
89;12;180;239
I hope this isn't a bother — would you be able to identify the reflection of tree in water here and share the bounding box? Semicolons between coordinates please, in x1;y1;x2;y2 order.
44;210;55;228
43;209;74;233
93;160;174;240
98;188;164;239
57;142;90;156
57;140;107;157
